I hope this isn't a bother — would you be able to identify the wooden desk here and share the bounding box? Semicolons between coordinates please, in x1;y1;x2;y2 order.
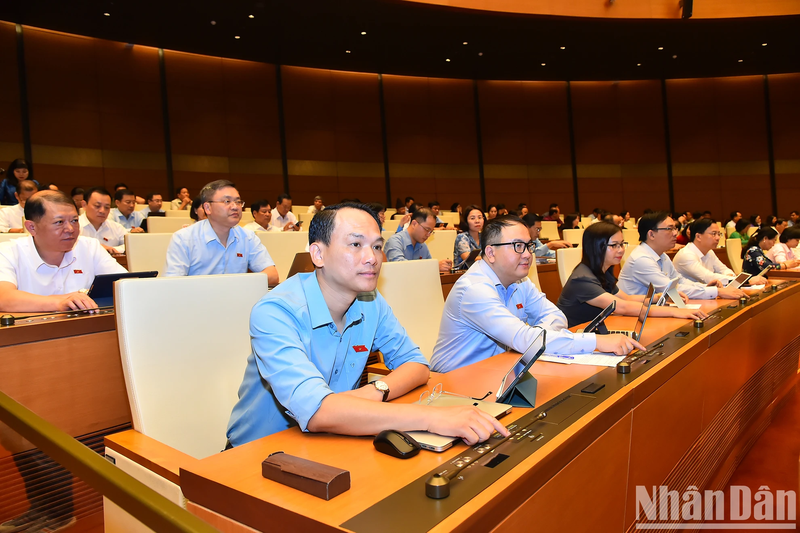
768;267;800;280
536;262;562;304
103;282;799;532
439;271;464;300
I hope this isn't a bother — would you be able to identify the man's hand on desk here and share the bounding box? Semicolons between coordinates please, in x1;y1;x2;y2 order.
426;406;510;446
717;286;747;300
439;259;453;273
595;334;645;355
130;227;145;233
57;291;99;312
673;308;708;320
545;240;571;250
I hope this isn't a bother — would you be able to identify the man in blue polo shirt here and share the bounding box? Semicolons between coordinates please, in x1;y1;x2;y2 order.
226;203;508;447
383;207;452;272
163;180;278;286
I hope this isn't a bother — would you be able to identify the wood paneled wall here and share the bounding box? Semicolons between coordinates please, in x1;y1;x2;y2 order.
1;21;798;219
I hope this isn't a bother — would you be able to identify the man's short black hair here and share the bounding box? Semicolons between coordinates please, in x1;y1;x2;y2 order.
114;182;128;190
521;213;542;225
114;188;135;202
428;201;440;208
199;180;235;203
25;191;77;223
251;199;270;214
780;226;800;244
638;211;672;243
175;186;187;196
410;207;435;225
735;219;750;233
690;218;715;241
550;203;559;209
277;193;292;205
70;187;84;198
481;215;528;254
730;211;740;220
366;202;385;216
308;203;381;246
84;186;112;203
405;196;415;204
146;192;162;202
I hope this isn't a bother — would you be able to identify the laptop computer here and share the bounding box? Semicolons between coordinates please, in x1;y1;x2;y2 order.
87;271;158;307
608;283;655;341
287;252;315;279
407;329;547;452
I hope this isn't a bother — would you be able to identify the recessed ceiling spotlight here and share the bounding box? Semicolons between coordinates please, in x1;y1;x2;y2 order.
672;54;677;59
446;58;451;62
346;50;351;54
462;41;468;45
637;63;642;67
738;59;743;62
361;31;367;35
560;46;566;50
762;43;768;46
248;14;255;19
478;52;483;56
541;63;546;66
103;12;110;16
211;20;216;25
657;46;664;50
235;35;241;39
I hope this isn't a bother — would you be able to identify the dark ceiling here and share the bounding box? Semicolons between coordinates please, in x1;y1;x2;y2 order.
2;0;799;81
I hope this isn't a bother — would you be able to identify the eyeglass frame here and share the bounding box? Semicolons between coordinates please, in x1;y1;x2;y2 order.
651;225;679;233
607;241;629;250
206;199;245;208
489;241;537;254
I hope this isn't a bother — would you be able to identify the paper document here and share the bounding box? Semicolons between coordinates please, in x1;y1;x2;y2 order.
668;303;702;309
540;352;625;367
745;284;765;290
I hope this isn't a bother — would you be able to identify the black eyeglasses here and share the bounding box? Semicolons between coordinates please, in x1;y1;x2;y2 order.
490;241;537;254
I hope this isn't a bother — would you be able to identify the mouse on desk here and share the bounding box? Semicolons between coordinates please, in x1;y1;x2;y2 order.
373;429;421;459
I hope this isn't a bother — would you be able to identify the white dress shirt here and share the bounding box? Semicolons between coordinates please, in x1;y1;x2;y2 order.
0;236;126;295
0;204;25;232
307;205;324;214
272;210;298;230
618;243;718;299
766;242;796;264
79;214;127;252
243;221;280;233
673;242;734;284
110;208;145;231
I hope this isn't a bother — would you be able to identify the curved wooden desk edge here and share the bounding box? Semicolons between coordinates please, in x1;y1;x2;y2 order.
105;430;200;486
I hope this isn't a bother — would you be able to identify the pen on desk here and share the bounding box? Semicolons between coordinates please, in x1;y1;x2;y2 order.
547;354;574;360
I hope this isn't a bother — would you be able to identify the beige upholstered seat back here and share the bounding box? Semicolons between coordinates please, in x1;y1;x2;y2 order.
114;273;268;458
376;259;443;360
146;217;193;234
124;233;173;276
425;230;457;261
622;228;640;246
0;233;26;244
562;229;584;246
556;247;582;287
257;231;309;282
727;238;743;274
165;210;190;217
540;221;560;241
527;259;541;291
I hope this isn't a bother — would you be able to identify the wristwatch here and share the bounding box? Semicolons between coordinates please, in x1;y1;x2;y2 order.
373;380;390;402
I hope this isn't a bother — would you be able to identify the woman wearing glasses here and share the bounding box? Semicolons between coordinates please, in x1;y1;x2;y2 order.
742;227;800;275
453;205;485;268
557;222;706;328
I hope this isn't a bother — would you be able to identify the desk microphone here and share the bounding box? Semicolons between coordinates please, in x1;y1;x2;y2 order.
0;307;114;327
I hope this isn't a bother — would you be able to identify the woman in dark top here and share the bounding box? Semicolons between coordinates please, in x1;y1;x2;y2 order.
742;227;799;275
563;214;580;230
557;222;706;328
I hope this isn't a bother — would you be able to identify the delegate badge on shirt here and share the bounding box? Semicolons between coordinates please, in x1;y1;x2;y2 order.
74;269;83;274
352;345;368;353
237;253;243;257
516;303;524;309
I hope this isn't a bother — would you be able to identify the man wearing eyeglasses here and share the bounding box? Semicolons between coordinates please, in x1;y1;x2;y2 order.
430;216;644;373
618;212;746;300
521;214;571;258
164;180;279;285
384;207;453;272
674;219;767;287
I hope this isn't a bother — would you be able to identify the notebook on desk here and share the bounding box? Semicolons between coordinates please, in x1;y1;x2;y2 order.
607;283;655;341
406;329;547;452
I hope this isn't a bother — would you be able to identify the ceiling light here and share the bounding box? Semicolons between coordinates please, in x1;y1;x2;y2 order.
658;46;664;50
478;52;483;56
762;43;768;46
361;31;367;35
738;59;743;62
462;41;468;45
560;46;566;50
346;50;351;54
210;20;216;25
672;55;677;59
446;58;451;62
235;35;241;39
103;12;110;16
637;63;642;67
248;14;255;19
541;63;546;66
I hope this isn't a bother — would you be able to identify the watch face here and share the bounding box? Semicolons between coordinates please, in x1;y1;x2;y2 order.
375;381;389;392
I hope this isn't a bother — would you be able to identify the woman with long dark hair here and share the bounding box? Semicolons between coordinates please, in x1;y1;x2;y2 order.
0;158;35;205
557;222;706;327
742;227;799;275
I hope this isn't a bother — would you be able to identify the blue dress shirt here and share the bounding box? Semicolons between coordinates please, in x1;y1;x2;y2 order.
533;238;555;259
384;230;432;262
430;259;596;373
163;220;275;276
110;208;145;230
617;243;717;299
226;272;428;446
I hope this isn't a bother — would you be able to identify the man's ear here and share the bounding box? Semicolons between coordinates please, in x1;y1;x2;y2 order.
483;245;495;264
24;220;35;235
309;242;324;268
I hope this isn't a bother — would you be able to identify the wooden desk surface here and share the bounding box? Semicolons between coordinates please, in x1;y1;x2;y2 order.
768;267;800;280
176;294;743;533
